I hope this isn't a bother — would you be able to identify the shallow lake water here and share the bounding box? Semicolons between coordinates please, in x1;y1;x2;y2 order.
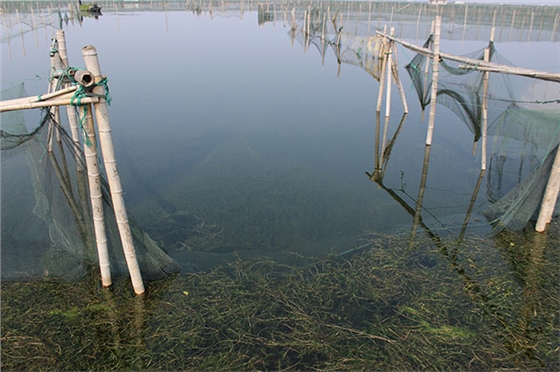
1;1;559;370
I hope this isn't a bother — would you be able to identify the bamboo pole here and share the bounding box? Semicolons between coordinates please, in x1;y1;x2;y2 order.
48;38;65;151
377;31;560;83
535;145;560;232
384;28;394;119
458;169;485;244
376;26;388;113
82;45;145;295
425;16;441;146
391;41;409;114
410;144;432;247
80;103;112;287
56;30;84;170
0;94;99;113
481;47;490;171
380;28;395;168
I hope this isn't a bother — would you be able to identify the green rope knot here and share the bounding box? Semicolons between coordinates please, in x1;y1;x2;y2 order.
70;85;88;107
77;105;92;147
95;77;112;105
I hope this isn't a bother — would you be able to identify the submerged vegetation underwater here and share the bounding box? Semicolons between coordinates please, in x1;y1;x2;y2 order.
2;226;559;371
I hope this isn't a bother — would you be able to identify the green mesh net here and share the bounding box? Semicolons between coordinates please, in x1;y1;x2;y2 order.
405;36;560;231
1;84;179;282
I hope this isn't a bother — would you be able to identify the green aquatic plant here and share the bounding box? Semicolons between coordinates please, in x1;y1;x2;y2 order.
1;229;558;371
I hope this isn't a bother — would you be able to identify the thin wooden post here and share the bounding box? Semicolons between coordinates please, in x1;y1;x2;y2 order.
426;16;441;146
82;45;145;295
535;145;560;232
80;103;112;287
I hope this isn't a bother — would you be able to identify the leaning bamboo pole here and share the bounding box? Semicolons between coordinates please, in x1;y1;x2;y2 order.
458;169;485;244
425;16;441;146
535;145;560;232
377;30;560;83
410;144;432;248
390;41;408;114
82;45;145;295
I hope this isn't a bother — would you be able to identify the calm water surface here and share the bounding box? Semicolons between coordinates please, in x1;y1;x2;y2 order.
7;2;556;259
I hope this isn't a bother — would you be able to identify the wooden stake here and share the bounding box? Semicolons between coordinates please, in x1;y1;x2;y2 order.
80;104;112;287
82;45;145;295
536;145;560;232
426;16;441;146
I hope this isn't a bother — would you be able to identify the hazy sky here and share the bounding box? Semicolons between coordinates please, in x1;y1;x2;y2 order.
417;0;559;5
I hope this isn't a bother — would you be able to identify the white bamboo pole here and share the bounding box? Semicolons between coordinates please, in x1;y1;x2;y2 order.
391;41;409;114
377;31;560;83
0;93;98;113
536;145;560;232
384;28;394;119
56;30;84;170
376;26;388;113
82;45;145;295
48;39;67;151
426;16;441;146
380;28;395;167
481;47;490;171
80;103;112;287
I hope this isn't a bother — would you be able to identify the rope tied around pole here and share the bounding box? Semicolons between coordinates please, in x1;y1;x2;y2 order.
77;104;92;147
95;77;111;105
49;38;59;57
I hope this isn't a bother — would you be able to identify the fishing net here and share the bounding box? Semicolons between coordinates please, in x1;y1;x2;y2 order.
289;5;385;81
405;36;560;231
1;83;179;282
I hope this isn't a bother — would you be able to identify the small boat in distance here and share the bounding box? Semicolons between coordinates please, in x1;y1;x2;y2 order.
78;1;102;14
